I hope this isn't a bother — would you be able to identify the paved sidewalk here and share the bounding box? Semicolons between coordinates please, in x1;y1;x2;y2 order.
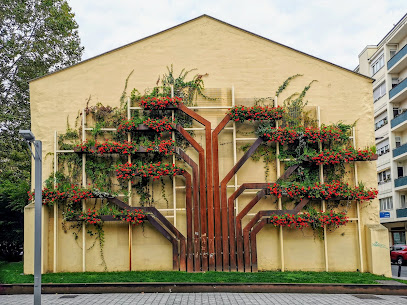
0;293;406;305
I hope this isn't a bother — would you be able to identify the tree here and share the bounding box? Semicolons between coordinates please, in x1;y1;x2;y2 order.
0;0;83;260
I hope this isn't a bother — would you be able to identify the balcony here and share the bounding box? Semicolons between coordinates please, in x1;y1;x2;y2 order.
391;110;407;131
374;96;387;115
389;77;407;103
396;207;407;218
388;44;407;74
378;180;392;194
393;143;407;161
377;155;390;172
395;176;407;189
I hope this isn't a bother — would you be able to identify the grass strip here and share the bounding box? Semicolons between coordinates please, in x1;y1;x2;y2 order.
1;262;406;285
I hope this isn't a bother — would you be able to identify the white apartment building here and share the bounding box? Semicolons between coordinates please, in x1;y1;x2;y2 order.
357;13;407;246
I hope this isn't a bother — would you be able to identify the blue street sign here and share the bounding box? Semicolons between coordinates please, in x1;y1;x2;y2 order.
380;212;390;218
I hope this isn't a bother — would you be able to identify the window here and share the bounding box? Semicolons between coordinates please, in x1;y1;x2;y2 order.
390;49;397;59
392;78;399;89
374;116;388;130
378;170;391;184
402;195;406;208
380;197;393;210
394;108;407;118
396;136;402;148
392;231;406;245
377;144;390;156
371;54;384;75
373;82;386;102
399;167;405;178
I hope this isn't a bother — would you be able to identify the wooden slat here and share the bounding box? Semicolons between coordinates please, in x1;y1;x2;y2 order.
220;137;264;271
212;114;232;270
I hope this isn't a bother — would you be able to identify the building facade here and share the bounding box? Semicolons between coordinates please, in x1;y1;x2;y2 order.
25;15;390;276
357;13;407;246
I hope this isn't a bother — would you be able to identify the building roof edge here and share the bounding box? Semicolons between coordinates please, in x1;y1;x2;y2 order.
30;14;373;83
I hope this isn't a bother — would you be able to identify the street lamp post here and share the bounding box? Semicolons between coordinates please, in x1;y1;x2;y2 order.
19;130;42;305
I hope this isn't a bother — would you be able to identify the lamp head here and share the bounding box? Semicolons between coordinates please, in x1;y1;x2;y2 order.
19;130;35;142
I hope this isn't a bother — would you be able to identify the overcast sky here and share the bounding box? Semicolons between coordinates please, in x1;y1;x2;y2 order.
68;0;407;70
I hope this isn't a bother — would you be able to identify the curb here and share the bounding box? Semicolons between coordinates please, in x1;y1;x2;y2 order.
1;282;407;295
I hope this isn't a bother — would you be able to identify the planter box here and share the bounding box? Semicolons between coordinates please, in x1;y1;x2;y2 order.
66;214;147;222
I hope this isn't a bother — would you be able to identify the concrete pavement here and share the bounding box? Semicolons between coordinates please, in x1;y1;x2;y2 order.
0;293;406;305
1;263;405;304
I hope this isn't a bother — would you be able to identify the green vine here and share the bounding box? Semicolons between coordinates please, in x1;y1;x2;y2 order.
83;223;107;271
282;80;316;127
90;121;104;138
134;177;151;206
275;74;303;97
240;143;276;181
161;177;169;208
85;156;119;193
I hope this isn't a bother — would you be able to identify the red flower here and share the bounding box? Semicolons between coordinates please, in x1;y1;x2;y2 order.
227;105;284;122
267;181;377;202
140;96;182;110
116;162;185;182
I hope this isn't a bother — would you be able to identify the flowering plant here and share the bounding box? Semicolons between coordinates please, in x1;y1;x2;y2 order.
68;187;95;203
259;127;298;145
267;180;378;201
228;105;284;122
145;139;175;155
304;125;347;143
28;188;67;206
116;117;146;134
79;209;102;225
63;208;79;220
308;147;376;165
142;117;174;135
75;140;137;154
117;117;174;135
257;125;349;145
140;96;182;110
116;161;185;181
269;210;348;230
28;185;95;206
113;209;146;225
75;139;175;155
84;104;113;116
64;207;147;225
63;208;102;225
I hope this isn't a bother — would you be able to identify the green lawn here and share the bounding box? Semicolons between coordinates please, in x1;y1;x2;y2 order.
1;261;406;285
